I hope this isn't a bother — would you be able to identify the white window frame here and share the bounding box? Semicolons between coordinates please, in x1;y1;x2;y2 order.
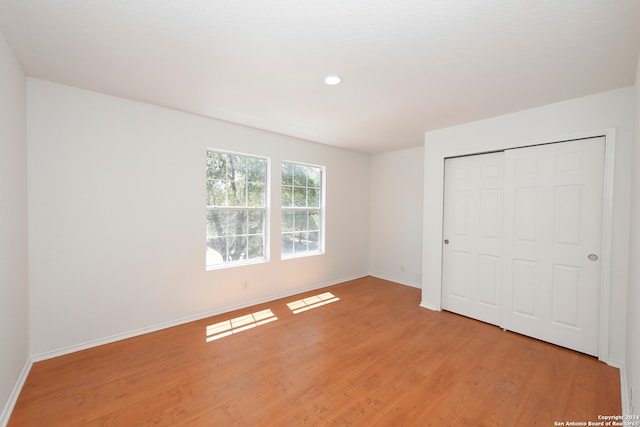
206;149;270;270
281;161;325;259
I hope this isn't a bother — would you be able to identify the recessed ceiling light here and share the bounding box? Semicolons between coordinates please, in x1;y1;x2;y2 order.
324;75;342;86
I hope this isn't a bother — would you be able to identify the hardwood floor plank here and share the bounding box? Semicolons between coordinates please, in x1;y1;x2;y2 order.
8;277;621;426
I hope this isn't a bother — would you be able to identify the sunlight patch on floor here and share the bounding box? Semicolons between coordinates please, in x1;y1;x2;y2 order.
287;292;340;314
206;309;278;342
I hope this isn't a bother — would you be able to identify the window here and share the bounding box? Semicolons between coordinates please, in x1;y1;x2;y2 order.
206;151;268;268
281;162;324;257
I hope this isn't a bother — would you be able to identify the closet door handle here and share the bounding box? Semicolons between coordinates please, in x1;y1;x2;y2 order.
588;254;598;261
444;239;450;245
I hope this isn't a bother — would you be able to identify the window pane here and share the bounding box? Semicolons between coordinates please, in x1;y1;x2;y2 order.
294;164;307;186
294;211;308;230
308;231;319;251
206;237;226;265
247;157;266;183
282;163;294;186
308;166;321;188
308;187;319;208
282;186;292;207
228;210;248;235
227;236;247;261
206;154;267;208
207;180;226;206
248;235;264;259
207;152;227;180
309;211;320;231
227;180;246;207
248;210;264;234
207;210;226;238
293;187;306;207
248;182;265;207
281;233;294;254
294;236;308;253
228;155;245;181
282;211;294;232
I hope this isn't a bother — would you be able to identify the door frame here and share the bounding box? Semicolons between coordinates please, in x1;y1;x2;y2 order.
420;129;615;363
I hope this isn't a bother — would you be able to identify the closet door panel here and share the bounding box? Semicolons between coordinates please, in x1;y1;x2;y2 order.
501;137;604;356
442;152;504;326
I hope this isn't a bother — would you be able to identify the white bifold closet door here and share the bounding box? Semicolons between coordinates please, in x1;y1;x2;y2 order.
441;152;504;327
442;137;605;356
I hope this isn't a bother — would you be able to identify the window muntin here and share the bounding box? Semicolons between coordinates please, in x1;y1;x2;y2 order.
281;162;324;257
206;151;268;268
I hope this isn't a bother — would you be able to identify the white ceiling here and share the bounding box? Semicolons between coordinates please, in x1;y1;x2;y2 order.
1;1;640;154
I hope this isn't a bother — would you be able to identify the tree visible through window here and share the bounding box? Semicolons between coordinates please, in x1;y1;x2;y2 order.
281;162;323;257
206;151;267;268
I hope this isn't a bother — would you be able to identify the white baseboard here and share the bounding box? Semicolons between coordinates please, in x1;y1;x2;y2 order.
31;273;369;362
419;301;441;311
0;357;33;427
369;274;422;289
608;358;624;370
617;362;630;416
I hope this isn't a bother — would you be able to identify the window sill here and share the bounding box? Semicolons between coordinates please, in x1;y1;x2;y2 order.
281;251;324;261
205;258;268;271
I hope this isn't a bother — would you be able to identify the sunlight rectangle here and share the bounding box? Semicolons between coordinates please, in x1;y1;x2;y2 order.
206;330;233;342
206;320;232;336
287;300;307;310
253;309;276;321
233;323;257;334
206;309;278;342
287;292;340;314
231;314;255;328
256;317;278;327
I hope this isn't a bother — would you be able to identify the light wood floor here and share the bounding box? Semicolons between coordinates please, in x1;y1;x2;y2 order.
9;276;620;426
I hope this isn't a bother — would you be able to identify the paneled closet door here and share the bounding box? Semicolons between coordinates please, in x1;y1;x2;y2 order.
501;137;605;356
442;152;505;326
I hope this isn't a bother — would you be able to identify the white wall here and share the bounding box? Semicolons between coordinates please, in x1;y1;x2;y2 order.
0;34;29;422
27;78;370;357
421;87;634;365
369;146;424;287
625;52;640;414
